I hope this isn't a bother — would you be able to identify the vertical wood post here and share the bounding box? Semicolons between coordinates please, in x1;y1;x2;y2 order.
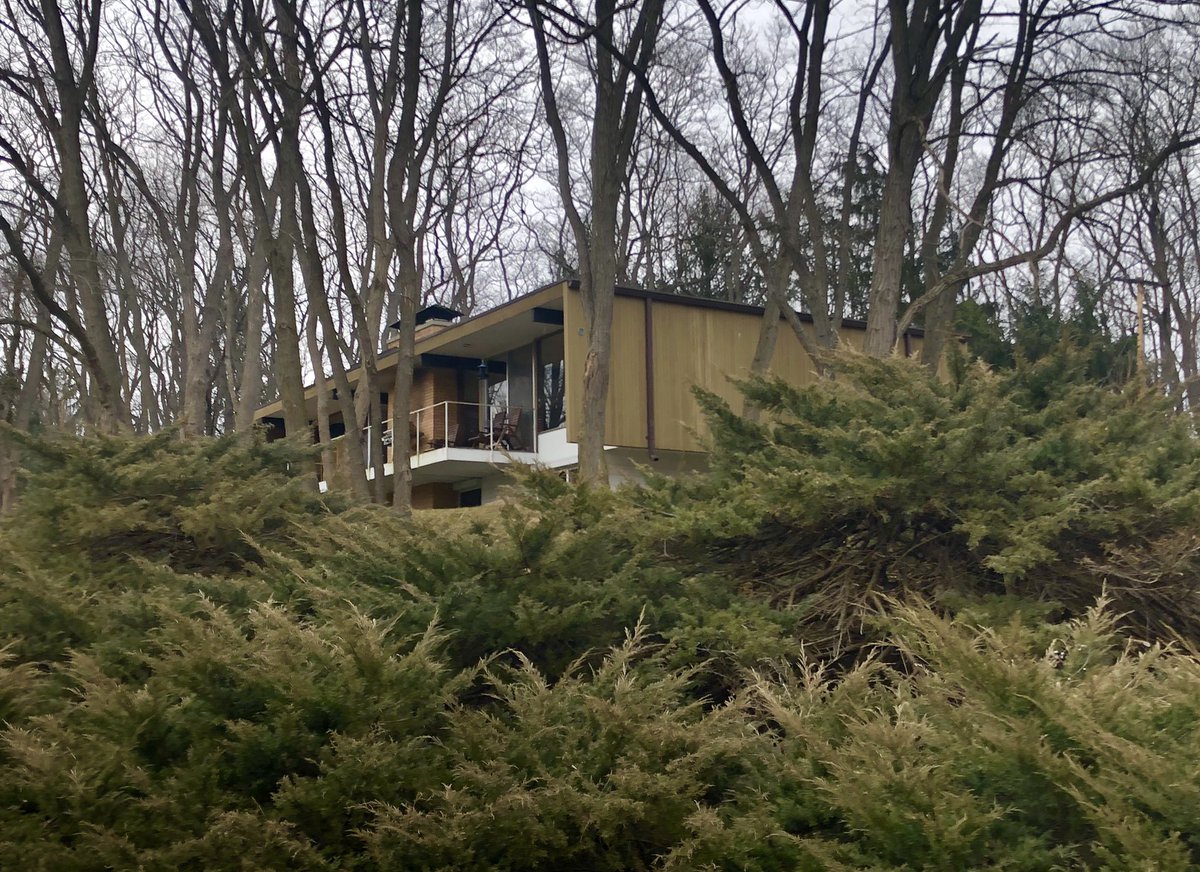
1136;282;1147;389
644;296;658;460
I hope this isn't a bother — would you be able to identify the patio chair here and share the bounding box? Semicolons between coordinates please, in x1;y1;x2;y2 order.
496;407;524;450
467;408;507;448
429;424;469;449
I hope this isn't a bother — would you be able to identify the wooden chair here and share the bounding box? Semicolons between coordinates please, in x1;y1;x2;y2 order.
497;407;524;450
468;408;507;448
429;424;468;449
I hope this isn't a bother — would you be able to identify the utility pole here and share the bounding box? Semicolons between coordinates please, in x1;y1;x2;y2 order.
1136;282;1146;388
1113;277;1164;390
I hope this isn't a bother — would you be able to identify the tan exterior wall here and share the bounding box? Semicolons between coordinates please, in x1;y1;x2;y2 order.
565;289;927;453
564;289;648;449
412;481;459;510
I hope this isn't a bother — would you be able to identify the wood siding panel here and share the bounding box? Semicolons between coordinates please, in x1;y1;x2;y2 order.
565;289;880;453
605;296;648;448
650;302;825;451
564;292;648;447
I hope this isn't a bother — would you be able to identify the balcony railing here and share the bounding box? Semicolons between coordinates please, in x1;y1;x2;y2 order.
409;401;531;460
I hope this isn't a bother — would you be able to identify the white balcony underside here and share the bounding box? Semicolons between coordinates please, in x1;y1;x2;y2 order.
367;447;542;485
317;427;581;494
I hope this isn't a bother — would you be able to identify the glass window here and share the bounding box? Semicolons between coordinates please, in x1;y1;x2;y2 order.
538;332;566;432
484;373;508;409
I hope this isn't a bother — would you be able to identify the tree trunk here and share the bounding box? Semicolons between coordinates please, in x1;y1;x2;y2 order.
577;245;616;484
40;0;130;429
863;144;920;357
304;311;332;492
234;225;269;430
744;292;782;421
266;229;308;439
919;278;961;368
99;163;159;433
390;255;420;513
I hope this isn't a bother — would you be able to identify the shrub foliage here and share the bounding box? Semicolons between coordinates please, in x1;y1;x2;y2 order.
2;353;1200;869
642;347;1200;651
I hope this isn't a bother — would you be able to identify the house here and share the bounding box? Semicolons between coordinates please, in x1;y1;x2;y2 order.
253;280;931;508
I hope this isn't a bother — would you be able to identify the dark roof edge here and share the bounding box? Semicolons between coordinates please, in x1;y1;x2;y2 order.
409;278;925;338
561;278;926;337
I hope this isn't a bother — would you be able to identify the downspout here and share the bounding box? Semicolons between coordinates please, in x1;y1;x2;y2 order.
644;296;658;461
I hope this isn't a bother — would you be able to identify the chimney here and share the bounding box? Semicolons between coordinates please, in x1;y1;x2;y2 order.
390;304;464;342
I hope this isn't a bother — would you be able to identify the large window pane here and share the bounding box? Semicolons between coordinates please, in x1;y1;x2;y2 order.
538;332;565;432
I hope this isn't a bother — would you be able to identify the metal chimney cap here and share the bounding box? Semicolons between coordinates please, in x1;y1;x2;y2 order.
390;304;465;330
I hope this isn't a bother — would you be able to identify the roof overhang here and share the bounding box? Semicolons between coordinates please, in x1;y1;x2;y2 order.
253;281;569;422
413;282;565;360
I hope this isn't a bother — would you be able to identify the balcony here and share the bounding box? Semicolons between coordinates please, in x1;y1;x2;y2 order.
318;402;542;491
406;401;539;482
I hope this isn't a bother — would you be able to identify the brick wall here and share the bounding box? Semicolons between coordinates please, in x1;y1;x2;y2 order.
411;367;461;447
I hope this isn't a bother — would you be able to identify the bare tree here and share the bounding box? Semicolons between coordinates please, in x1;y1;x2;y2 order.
894;2;1200;367
572;0;871;379
525;0;666;483
0;0;133;429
